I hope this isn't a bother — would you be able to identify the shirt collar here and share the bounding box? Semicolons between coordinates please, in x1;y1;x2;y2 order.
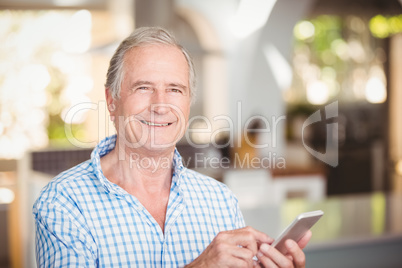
172;147;185;186
91;135;186;194
90;135;119;195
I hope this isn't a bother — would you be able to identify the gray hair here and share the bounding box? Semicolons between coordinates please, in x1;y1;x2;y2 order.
105;27;196;102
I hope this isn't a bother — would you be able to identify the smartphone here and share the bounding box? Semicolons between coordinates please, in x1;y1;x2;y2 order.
271;210;324;254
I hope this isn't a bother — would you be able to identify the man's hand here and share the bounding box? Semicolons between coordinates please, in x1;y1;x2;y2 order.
256;230;312;268
186;226;273;268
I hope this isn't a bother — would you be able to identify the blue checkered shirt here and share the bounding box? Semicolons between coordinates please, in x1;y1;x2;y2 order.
33;135;245;267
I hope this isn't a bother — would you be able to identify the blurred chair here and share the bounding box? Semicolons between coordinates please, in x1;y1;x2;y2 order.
0;160;17;268
17;147;92;268
223;169;274;209
223;169;326;209
272;174;326;203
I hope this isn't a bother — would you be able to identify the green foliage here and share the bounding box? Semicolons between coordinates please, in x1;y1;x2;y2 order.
369;14;402;38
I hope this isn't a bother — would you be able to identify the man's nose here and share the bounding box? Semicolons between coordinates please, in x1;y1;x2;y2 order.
150;90;170;114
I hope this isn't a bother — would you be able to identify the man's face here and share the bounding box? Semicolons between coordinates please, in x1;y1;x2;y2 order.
109;44;191;153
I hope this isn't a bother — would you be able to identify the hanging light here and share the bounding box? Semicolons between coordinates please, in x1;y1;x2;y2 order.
306;80;329;105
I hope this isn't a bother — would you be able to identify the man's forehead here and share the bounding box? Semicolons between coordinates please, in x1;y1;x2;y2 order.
125;44;184;60
122;44;190;83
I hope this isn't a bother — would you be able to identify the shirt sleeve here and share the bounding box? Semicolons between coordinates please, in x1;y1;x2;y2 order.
33;199;98;267
231;193;246;229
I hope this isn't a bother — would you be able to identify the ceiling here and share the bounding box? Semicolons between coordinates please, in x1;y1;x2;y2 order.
1;0;401;15
310;0;402;16
0;0;107;10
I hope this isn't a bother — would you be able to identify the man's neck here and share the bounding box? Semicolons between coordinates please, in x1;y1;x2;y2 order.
100;144;176;233
101;142;176;195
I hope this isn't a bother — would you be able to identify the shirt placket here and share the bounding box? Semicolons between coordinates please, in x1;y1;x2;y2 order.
162;173;185;268
123;193;166;266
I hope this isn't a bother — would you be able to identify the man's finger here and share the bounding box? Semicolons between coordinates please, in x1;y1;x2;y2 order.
226;227;273;244
297;230;312;249
256;248;278;268
229;247;255;267
285;239;306;268
217;232;257;256
258;243;293;268
223;227;273;255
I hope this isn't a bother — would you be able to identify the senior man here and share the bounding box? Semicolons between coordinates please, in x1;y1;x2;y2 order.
33;27;311;267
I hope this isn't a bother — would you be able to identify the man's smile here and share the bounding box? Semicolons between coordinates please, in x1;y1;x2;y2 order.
139;120;173;127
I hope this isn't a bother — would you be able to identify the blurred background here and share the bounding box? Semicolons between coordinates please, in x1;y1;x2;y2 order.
0;0;402;267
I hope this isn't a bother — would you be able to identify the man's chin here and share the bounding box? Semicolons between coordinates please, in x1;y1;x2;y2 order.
136;143;177;156
116;132;181;151
147;140;178;150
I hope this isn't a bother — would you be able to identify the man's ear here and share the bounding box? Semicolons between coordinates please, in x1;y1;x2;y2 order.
105;88;115;114
105;88;117;124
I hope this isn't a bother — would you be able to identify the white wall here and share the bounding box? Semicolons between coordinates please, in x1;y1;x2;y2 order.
176;0;314;158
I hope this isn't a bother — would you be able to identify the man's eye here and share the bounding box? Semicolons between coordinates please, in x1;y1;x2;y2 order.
170;88;182;93
136;87;152;92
